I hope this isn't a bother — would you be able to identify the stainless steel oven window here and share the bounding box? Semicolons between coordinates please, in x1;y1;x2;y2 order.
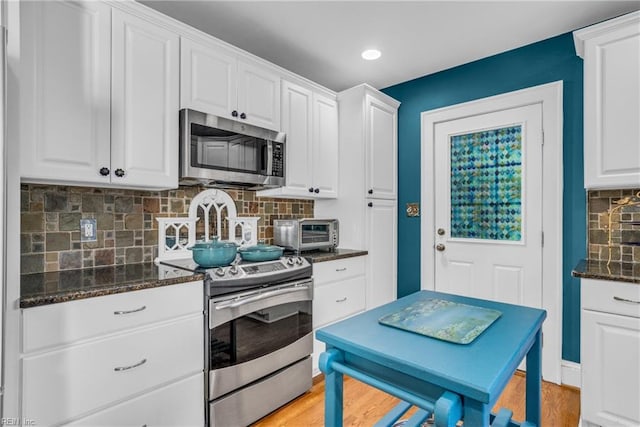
209;281;313;371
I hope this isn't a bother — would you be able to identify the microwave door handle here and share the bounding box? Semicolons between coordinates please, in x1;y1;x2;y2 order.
214;284;311;310
265;141;273;175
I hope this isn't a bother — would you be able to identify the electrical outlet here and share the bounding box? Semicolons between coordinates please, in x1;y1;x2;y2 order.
80;218;97;242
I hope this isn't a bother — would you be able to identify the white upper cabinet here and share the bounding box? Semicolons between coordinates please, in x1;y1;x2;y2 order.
19;0;112;185
20;2;180;190
258;80;338;199
111;9;179;189
180;37;281;131
366;94;398;200
574;11;640;189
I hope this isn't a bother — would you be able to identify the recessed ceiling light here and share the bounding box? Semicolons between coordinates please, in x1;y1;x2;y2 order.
361;49;381;60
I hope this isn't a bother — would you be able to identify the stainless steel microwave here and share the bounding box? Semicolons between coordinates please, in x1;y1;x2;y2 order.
179;109;286;188
273;219;339;252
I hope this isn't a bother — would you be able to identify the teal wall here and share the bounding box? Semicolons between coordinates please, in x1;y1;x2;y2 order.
381;33;585;363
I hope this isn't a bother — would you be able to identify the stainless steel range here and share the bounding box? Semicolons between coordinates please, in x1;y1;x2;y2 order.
160;256;313;427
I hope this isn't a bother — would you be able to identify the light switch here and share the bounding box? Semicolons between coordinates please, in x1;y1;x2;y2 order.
80;218;97;242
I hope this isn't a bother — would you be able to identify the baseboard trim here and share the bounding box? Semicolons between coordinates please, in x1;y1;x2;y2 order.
561;360;581;389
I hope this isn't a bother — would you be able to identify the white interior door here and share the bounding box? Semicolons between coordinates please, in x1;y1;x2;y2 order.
433;105;543;310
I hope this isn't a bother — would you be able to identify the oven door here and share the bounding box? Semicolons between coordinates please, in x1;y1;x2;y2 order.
208;279;313;400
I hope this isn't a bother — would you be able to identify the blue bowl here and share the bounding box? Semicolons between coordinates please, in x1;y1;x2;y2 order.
188;238;238;268
238;243;284;262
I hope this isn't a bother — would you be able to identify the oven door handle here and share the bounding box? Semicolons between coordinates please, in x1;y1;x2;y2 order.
215;285;311;310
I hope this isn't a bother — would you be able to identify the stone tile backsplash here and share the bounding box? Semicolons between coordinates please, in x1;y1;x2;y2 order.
20;184;313;274
587;188;640;263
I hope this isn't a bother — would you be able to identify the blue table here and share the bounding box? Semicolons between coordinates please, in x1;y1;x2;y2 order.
316;290;546;427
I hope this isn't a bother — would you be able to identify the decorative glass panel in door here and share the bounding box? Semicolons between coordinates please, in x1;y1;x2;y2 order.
449;125;522;241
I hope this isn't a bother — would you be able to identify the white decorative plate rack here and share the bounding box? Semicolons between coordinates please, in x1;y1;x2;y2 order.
155;189;259;262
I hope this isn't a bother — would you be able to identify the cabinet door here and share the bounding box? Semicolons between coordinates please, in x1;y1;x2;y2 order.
583;19;640;188
111;9;179;189
365;199;397;309
20;0;111;185
180;37;237;120
281;81;313;196
582;309;640;426
312;94;339;198
365;95;397;200
237;59;281;130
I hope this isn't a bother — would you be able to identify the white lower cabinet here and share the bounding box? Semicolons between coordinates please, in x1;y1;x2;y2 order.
66;373;203;427
312;257;366;376
21;282;204;426
581;279;640;427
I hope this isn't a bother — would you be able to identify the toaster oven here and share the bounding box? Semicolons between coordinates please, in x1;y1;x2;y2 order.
273;219;339;252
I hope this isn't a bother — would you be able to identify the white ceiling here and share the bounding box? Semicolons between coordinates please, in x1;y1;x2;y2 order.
140;1;640;92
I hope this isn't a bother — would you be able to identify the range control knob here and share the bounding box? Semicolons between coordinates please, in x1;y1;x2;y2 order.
286;257;295;266
215;267;225;277
229;265;239;275
295;256;304;265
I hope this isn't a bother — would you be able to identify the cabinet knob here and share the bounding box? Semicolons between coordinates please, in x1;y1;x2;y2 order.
314;188;320;194
308;187;314;193
240;112;247;119
99;167;110;176
368;202;373;207
114;168;125;178
231;110;238;117
368;189;373;194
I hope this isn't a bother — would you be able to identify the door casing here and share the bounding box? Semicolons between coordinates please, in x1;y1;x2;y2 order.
421;81;563;384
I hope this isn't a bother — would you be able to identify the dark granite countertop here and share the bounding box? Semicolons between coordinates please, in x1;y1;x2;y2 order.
301;248;368;263
20;262;204;308
572;259;640;284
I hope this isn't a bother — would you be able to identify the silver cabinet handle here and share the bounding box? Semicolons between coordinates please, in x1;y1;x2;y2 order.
613;296;640;304
114;305;146;315
336;297;347;302
114;358;147;372
336;268;347;272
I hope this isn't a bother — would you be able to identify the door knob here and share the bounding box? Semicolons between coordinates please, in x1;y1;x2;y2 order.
437;228;445;236
436;243;446;251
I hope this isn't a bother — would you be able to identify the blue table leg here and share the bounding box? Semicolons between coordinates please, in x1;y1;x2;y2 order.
525;329;542;426
462;398;490;427
320;349;344;427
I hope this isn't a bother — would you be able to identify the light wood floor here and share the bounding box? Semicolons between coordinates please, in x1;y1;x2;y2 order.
252;372;580;427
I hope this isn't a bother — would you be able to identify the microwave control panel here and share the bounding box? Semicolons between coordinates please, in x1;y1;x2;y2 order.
272;143;284;177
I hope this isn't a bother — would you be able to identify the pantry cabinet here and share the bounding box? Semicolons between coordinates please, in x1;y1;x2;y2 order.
574;11;640;189
258;79;338;199
315;84;399;309
580;278;640;427
21;282;204;426
19;2;179;189
180;36;281;131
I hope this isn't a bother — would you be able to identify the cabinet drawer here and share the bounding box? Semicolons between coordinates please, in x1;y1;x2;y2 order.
313;276;365;328
582;279;640;318
23;281;202;352
66;372;204;427
313;256;365;287
22;314;203;426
